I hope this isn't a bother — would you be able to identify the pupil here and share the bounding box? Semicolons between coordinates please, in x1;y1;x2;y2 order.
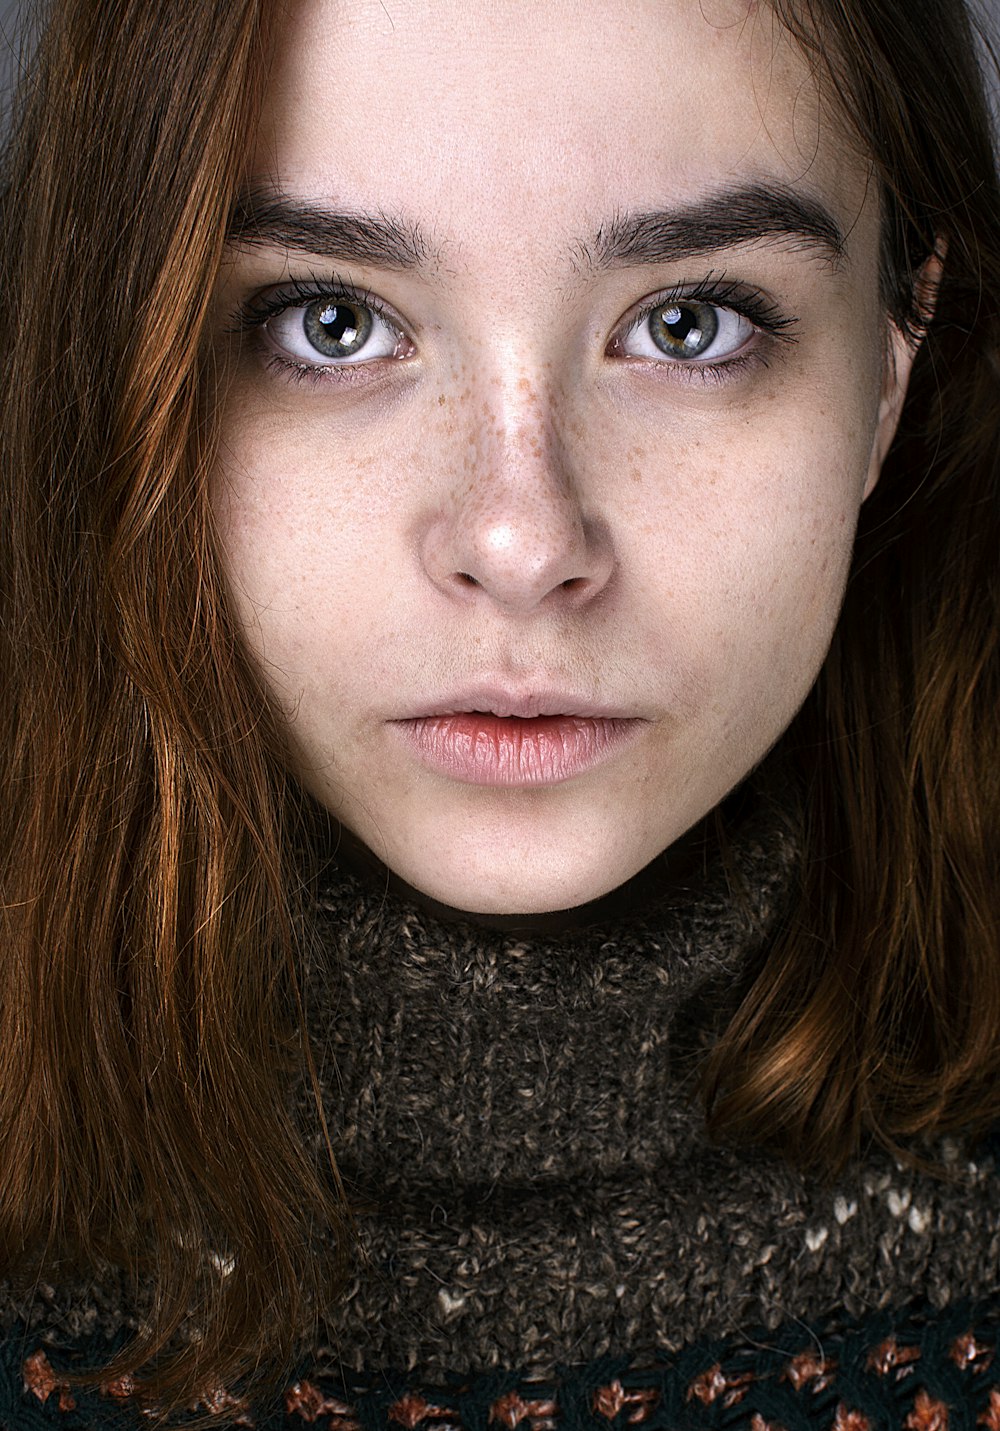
663;305;695;341
320;304;357;342
304;299;372;357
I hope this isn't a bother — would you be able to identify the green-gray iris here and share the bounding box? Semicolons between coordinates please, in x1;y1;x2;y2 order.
649;301;718;359
303;299;372;358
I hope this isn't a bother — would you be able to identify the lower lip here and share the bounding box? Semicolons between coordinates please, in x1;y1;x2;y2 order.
392;713;644;787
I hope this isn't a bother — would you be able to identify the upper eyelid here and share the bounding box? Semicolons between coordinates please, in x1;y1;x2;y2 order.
231;273;409;336
616;280;797;337
233;271;787;320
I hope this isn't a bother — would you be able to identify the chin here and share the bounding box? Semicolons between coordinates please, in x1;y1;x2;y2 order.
317;767;719;923
388;842;645;919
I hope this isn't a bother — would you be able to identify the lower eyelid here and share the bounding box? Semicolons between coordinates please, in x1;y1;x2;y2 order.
257;340;768;389
609;343;775;387
607;330;757;364
679;348;772;383
249;316;414;384
258;348;414;391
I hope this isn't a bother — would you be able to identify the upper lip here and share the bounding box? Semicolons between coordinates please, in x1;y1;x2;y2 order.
397;681;641;720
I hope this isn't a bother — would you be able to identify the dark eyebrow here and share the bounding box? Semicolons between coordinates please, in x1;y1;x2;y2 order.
228;186;433;270
227;180;846;274
587;183;846;272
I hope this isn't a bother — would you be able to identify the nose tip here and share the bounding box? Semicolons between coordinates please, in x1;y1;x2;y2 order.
420;390;615;616
425;501;614;615
446;507;613;612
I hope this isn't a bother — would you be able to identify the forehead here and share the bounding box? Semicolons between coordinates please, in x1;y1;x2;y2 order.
256;0;867;265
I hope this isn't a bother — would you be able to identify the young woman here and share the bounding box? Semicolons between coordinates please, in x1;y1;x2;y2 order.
1;0;998;1425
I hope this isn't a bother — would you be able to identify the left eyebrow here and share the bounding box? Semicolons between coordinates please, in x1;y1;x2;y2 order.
585;182;847;272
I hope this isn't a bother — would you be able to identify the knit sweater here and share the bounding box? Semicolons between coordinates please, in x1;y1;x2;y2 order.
3;773;999;1429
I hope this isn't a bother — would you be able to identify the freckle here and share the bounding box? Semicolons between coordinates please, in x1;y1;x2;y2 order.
438;393;446;406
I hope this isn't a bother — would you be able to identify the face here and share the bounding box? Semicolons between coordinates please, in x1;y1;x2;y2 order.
212;0;918;916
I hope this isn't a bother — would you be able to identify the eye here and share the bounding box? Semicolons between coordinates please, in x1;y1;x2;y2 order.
612;298;755;364
262;296;406;368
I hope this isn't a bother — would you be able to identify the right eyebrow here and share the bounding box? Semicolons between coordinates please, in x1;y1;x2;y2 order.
227;187;433;270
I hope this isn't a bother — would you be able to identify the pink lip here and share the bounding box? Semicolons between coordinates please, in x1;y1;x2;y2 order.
392;712;645;786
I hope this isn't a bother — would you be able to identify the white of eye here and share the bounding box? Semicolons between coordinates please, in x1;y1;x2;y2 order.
264;297;403;366
618;300;755;363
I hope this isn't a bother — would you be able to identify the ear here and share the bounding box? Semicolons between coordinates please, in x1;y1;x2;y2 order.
862;246;945;500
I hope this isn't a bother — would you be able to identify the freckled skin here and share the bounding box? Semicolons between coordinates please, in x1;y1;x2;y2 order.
212;0;923;917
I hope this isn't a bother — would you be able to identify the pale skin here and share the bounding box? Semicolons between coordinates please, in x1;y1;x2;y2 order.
212;0;927;918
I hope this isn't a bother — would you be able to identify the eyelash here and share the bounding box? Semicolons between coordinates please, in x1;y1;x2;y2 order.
232;272;405;388
231;270;798;389
617;273;799;385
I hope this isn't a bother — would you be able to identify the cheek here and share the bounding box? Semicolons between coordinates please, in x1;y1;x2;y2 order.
605;401;872;735
211;398;404;673
212;368;483;632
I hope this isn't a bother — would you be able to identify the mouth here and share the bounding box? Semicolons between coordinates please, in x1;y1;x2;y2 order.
390;707;647;787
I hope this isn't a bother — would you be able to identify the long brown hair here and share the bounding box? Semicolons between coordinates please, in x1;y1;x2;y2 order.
0;0;997;1414
0;0;354;1412
705;0;1000;1167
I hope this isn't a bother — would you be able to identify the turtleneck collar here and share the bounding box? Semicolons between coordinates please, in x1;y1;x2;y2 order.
300;772;802;1196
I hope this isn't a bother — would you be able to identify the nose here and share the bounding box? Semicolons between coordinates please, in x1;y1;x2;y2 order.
420;377;615;616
